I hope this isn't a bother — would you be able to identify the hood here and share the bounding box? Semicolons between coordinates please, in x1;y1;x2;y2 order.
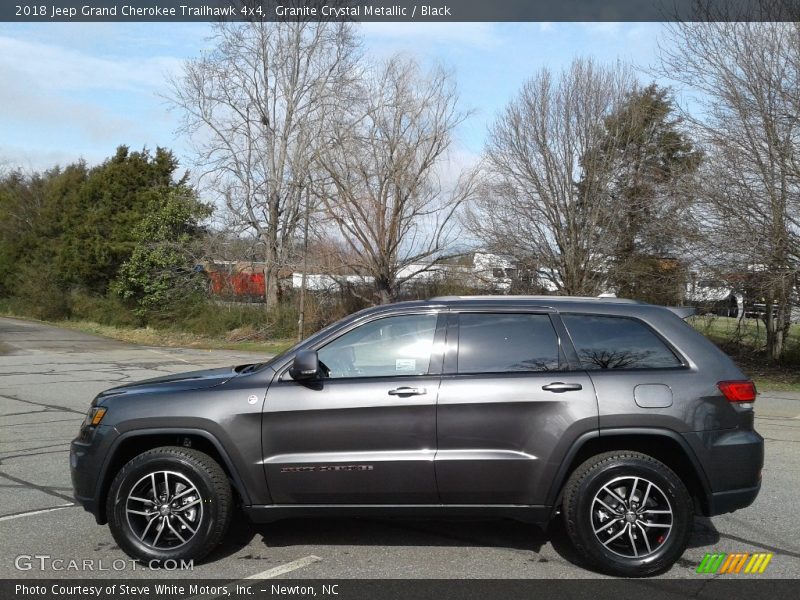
96;366;242;401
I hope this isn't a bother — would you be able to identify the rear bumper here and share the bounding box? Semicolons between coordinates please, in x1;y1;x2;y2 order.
682;428;763;516
709;483;761;515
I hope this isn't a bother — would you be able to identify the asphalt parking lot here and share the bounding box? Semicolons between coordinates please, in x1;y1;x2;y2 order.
1;316;799;580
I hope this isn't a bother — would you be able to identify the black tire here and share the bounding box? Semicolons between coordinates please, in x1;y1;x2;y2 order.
562;451;693;577
106;446;233;563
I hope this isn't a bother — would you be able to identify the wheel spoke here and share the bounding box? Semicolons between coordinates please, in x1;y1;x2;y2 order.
641;481;652;507
627;523;639;557
593;517;622;535
172;486;196;501
174;498;201;511
150;473;158;501
594;497;619;515
126;508;152;517
128;496;153;505
152;518;165;547
139;515;158;541
167;519;186;544
636;522;652;554
602;485;628;507
642;509;672;514
641;522;671;528
629;477;638;504
602;522;629;547
174;514;197;534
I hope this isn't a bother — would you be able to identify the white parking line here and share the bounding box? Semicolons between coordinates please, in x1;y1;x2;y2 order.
146;348;192;364
0;503;75;522
246;555;322;579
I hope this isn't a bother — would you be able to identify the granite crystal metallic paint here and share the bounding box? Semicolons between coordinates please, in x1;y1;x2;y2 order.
71;296;763;575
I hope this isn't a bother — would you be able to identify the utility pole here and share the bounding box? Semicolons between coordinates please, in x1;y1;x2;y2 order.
297;182;311;341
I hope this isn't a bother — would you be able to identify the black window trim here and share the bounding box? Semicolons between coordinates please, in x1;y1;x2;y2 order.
557;312;690;373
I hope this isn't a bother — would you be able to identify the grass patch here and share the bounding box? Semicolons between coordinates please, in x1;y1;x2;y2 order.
750;377;800;393
54;320;294;355
690;314;800;346
0;302;295;356
689;315;800;392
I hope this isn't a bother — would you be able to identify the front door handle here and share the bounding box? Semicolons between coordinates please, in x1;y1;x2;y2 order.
542;382;583;393
388;387;427;396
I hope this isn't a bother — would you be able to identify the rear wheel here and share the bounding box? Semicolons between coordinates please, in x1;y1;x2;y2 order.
562;451;693;577
106;446;232;563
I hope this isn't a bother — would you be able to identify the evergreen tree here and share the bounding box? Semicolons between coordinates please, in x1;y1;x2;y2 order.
51;146;185;292
0;146;211;319
583;84;702;302
112;188;211;317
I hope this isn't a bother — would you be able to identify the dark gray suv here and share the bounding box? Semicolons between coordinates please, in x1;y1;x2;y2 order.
70;296;763;576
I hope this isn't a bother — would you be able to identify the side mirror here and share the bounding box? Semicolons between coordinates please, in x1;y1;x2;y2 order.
289;349;319;381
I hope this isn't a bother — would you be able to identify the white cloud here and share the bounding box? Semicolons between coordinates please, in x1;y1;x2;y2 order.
0;78;134;144
0;35;182;93
0;33;188;169
0;144;102;172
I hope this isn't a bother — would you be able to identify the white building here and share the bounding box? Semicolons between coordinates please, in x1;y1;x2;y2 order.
291;252;518;292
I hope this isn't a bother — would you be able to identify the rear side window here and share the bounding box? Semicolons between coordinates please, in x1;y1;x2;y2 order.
457;313;560;373
561;314;682;370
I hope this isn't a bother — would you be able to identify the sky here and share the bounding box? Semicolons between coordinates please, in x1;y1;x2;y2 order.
0;21;669;186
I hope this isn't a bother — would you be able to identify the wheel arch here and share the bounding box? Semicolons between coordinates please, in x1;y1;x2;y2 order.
94;428;250;524
546;428;713;517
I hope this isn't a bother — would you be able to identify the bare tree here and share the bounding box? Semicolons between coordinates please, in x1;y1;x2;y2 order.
659;21;800;360
316;56;474;304
168;18;360;308
466;59;636;295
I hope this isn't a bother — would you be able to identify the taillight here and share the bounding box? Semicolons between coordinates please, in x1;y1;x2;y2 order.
718;380;757;403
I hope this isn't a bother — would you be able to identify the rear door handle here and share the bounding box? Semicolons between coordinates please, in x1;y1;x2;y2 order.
542;382;583;393
388;387;427;396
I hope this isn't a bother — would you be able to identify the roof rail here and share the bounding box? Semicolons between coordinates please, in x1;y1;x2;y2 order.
430;295;642;304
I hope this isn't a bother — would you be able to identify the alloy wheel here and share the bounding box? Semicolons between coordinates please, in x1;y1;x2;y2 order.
125;470;203;550
590;475;673;558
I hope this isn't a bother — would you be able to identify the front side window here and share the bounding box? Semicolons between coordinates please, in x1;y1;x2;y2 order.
317;313;438;378
561;314;682;370
457;313;561;374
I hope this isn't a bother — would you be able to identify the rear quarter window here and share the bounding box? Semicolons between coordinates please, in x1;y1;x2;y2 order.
561;314;682;370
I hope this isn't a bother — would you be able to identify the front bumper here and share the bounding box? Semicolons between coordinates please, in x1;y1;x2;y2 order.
70;424;117;524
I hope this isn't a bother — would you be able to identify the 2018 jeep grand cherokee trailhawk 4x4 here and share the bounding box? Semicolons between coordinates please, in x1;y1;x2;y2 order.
70;296;763;576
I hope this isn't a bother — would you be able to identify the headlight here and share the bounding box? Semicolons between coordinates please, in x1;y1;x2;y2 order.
82;406;107;428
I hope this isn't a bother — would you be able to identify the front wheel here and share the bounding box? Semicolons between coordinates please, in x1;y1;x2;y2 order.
562;451;693;577
106;446;233;563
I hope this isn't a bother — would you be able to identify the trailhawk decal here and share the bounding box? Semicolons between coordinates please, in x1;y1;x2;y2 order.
280;465;374;473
